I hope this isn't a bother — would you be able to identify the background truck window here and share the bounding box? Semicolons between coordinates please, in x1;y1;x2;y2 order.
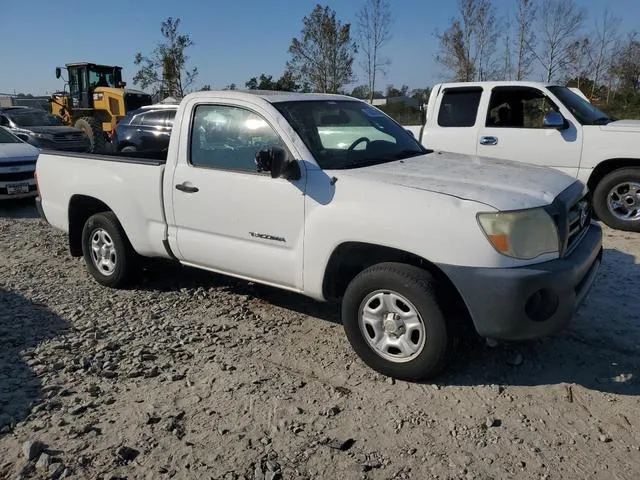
486;87;560;128
437;88;482;127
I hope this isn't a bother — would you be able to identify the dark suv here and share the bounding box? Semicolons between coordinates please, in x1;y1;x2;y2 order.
0;107;90;152
112;104;177;154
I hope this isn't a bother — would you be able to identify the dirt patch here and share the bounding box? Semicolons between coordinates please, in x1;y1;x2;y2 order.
1;201;639;479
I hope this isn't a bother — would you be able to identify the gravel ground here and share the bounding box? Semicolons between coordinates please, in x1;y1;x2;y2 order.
0;198;639;480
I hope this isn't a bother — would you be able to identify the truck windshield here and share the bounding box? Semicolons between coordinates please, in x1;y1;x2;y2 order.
547;86;614;125
10;111;63;127
0;127;21;143
273;100;427;170
89;68;117;88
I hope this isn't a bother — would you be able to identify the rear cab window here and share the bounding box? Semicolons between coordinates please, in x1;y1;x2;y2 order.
437;88;483;127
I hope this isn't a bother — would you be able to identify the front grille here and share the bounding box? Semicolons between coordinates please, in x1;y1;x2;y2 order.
565;194;591;256
0;170;34;182
1;160;36;167
53;132;87;143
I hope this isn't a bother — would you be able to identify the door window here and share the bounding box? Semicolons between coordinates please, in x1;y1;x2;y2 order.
437;88;483;127
189;104;286;173
486;87;560;128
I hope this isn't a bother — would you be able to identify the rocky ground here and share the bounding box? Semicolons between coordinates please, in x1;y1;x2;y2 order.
0;199;639;480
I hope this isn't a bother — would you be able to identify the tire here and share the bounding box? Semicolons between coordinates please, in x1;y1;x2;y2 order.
592;167;640;232
75;116;107;153
341;262;452;382
81;212;139;288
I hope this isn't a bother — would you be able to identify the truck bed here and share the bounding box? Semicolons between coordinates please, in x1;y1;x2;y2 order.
36;149;170;259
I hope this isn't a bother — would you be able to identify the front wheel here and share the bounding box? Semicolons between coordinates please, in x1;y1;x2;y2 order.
81;212;139;288
341;263;452;381
593;168;640;232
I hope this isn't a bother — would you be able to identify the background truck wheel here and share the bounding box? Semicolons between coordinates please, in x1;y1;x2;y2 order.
341;262;452;382
81;212;139;288
593;167;640;232
75;117;107;153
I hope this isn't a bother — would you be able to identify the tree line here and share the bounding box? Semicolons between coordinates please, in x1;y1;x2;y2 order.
132;0;640;118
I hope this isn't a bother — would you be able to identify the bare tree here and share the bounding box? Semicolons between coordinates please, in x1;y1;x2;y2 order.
356;0;393;102
133;17;198;99
515;0;537;80
531;0;586;82
434;0;500;82
582;8;623;98
287;5;358;93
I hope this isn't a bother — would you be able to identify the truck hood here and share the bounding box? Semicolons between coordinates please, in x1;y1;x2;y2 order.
332;151;578;211
600;119;640;132
0;142;40;161
20;126;83;135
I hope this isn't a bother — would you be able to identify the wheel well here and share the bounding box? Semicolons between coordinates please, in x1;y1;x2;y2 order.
587;158;640;192
68;195;112;257
322;242;471;324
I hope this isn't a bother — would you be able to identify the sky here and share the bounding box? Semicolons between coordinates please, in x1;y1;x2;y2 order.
1;0;639;96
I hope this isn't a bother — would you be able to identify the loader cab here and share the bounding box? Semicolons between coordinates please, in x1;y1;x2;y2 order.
59;63;125;110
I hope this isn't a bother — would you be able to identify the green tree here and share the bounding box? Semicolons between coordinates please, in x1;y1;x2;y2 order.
133;17;198;99
287;4;358;93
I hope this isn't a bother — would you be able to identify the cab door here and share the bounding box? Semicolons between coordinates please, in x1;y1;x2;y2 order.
476;86;583;177
167;98;307;290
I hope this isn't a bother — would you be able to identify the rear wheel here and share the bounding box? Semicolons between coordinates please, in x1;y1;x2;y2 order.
81;212;139;288
593;168;640;232
341;263;452;381
75;116;107;153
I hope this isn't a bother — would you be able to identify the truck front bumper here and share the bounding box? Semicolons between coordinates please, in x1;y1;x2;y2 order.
438;222;603;341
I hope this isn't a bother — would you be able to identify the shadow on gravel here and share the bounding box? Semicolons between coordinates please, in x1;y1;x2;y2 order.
136;249;638;395
138;261;341;324
0;198;39;219
0;289;67;433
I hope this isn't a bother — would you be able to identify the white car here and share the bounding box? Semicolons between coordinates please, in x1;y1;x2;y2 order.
407;81;640;232
0;126;40;200
35;91;602;381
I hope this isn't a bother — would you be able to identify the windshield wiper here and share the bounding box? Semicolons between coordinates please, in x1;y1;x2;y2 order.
592;116;613;125
391;149;425;160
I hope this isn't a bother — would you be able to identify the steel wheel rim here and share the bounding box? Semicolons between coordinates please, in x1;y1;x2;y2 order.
90;228;117;276
358;290;426;363
607;181;640;221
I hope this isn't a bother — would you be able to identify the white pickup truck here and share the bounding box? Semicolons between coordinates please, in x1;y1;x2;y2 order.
406;81;640;232
35;90;602;381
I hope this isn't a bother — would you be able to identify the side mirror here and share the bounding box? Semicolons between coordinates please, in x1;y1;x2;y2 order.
55;67;61;79
16;134;29;142
543;111;566;129
255;147;301;180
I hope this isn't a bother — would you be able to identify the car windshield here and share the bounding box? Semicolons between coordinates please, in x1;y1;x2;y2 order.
547;86;614;125
273;100;427;170
0;127;21;143
10;111;63;127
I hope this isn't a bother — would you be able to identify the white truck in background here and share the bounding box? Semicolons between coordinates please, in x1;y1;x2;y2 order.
406;81;640;232
35;90;602;381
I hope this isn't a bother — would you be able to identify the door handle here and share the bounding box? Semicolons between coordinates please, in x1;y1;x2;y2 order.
479;136;498;146
175;183;199;193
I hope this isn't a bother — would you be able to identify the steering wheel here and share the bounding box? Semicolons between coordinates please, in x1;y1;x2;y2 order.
347;137;370;151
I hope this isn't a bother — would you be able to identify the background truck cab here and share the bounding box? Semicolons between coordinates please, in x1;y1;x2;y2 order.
413;81;640;232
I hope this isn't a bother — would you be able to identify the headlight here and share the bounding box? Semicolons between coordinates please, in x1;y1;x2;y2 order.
477;208;559;260
32;133;54;140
